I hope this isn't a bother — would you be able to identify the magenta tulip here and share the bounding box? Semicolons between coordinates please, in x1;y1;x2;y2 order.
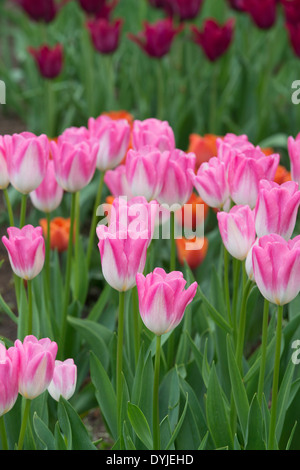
191;18;235;62
165;0;204;21
14;0;57;23
29;44;63;79
87;17;123;54
30;160;64;213
281;0;300;25
78;0;105;14
255;180;300;240
0;342;19;417
0;137;9;190
288;134;300;183
217;205;256;260
136;268;198;336
47;359;77;401
3;132;49;194
88;115;131;171
226;0;246;11
14;335;58;400
243;0;277;29
104;165;133;198
132;118;175;152
2;225;45;280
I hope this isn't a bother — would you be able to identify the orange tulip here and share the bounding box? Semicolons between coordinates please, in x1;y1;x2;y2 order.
102;110;134;128
176;236;208;270
188;133;219;170
40;217;74;252
176;192;209;231
274;164;292;185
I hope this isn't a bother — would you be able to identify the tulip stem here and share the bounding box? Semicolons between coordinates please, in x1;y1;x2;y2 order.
17;398;31;450
46;80;55;138
87;171;105;270
45;212;51;289
257;299;270;405
223;247;232;325
19;194;27;228
0;416;8;450
3;188;14;226
235;278;252;372
153;334;161;450
268;304;283;450
232;258;241;343
117;290;125;440
170;210;176;271
60;192;77;359
27;279;33;336
132;286;140;367
74;191;80;300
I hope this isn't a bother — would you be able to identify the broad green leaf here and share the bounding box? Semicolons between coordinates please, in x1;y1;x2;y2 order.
33;413;55;450
127;403;153;450
165;393;189;450
245;394;266;450
87;284;112;322
276;360;295;441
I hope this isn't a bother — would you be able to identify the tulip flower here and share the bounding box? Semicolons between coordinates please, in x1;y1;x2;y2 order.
96;223;149;292
104;165;134;198
274;165;292;185
2;225;45;280
95;0;119;19
59;125;90;145
243;0;277;29
132;118;175;153
176;192;209;233
254;180;300;240
125;146;170;201
30;160;64;213
50;139;98;193
87;17;123;54
217;205;256;261
88;115;131;171
28;44;64;79
78;0;105;14
47;359;77;401
3;132;49;195
176;236;208;270
188;157;230;209
0;343;19;417
157;149;196;208
187;133;218;170
191;18;235;62
14;0;57;22
0;137;9;190
288;23;300;58
288;134;300;183
226;0;246;11
281;0;300;24
166;0;204;21
40;217;74;253
136;267;198;336
128;18;183;58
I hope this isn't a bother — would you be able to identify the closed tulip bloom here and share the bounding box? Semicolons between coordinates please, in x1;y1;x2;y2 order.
0;137;9;190
245;233;282;281
217;205;256;260
188;133;218;170
88;115;131;171
50;139;98;192
243;0;277;29
29;44;63;79
79;0;105;14
227;0;246;11
40;217;73;253
0;343;19;417
288;134;300;183
255;180;300;240
15;0;57;23
97;223;148;291
191;18;235;62
30;160;64;213
157;149;196;208
128;18;183;58
252;235;300;305
59;125;90;145
166;0;204;21
2;225;45;280
136;268;198;336
228;147;280;208
14;335;58;400
132;118;175;152
104;165;133;198
3;132;49;194
281;0;300;25
188;157;230;209
47;359;77;401
87;17;123;54
176;236;208;270
126;146;170;201
286;22;300;57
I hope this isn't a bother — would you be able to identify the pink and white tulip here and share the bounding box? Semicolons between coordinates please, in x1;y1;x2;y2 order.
3;132;49;194
15;335;58;400
288;133;300;185
136;268;198;336
2;225;45;280
29;160;64;213
157;149;196;208
252;234;300;305
0;137;9;190
217;205;256;260
104;165;133;198
88;115;131;171
132;118;175;152
59;125;90;145
0;342;19;416
188;157;230;209
47;359;77;402
126;146;170;201
255;180;300;240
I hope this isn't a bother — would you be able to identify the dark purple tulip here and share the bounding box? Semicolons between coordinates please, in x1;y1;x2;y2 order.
87;18;123;54
14;0;57;22
78;0;105;14
28;44;64;79
286;21;300;57
165;0;204;21
191;18;235;62
243;0;277;29
226;0;246;11
281;0;300;25
95;0;119;19
128;18;183;58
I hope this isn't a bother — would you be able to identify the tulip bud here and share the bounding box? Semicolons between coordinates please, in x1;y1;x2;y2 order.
243;0;277;29
104;165;134;198
132;118;175;153
288;134;300;182
0;137;9;190
191;18;235;62
29;44;64;79
0;342;19;417
15;0;57;23
30;160;64;213
87;18;123;54
47;359;77;401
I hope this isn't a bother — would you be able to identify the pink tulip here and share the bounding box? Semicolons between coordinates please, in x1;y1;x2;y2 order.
255;180;300;240
136;267;197;336
188;157;230;209
287;134;300;185
14;335;58;399
157;149;196;207
59;125;90;145
2;225;45;280
217;205;256;260
97;222;148;292
132;118;175;152
0;137;9;190
0;342;19;417
50;138;98;192
228;146;280;208
245;233;282;281
3;132;49;194
104;165;133;198
47;359;77;401
88;115;131;171
30;160;64;213
252;234;300;305
125;146;170;201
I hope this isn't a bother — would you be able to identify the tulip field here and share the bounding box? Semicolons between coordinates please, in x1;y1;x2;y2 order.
2;0;300;455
